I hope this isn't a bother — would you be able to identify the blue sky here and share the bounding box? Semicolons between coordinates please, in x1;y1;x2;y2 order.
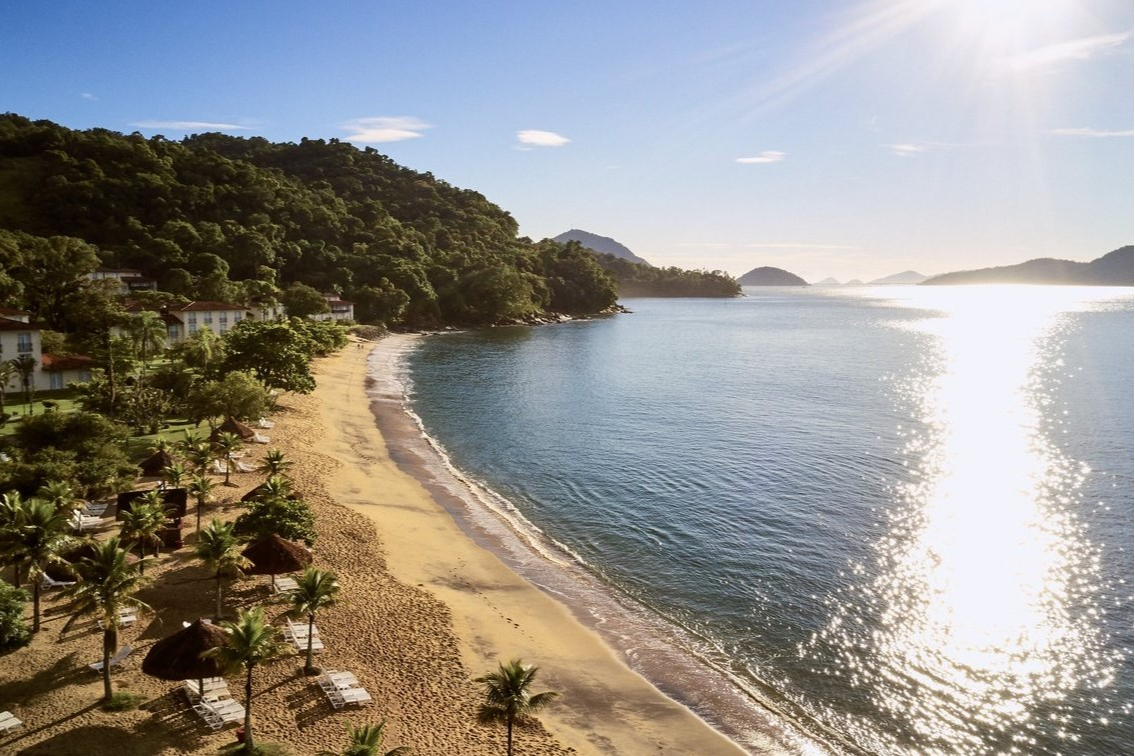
3;0;1131;282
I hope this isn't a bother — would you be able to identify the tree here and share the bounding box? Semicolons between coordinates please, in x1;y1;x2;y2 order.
189;371;270;424
475;659;560;756
11;355;37;414
212;431;244;487
203;607;293;754
37;480;81;514
117;491;165;574
287;566;340;676
171;326;225;378
0;360;15;415
0;497;76;632
123;310;167;386
187;474;214;533
181;436;216;477
194;518;249;621
257;449;292;477
162;460;187;489
222;320;316;394
317;721;412;756
60;538;149;702
281;282;331;319
234;495;316;547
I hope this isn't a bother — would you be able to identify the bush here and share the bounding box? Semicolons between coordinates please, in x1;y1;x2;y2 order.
0;581;31;652
234;497;317;546
102;690;144;711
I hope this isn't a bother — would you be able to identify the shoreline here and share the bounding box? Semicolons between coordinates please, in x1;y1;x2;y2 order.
350;333;839;755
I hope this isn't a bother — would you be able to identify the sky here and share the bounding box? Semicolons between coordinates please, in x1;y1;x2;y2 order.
2;0;1132;282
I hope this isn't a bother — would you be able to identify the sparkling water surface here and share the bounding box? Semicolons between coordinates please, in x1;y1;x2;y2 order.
403;286;1133;755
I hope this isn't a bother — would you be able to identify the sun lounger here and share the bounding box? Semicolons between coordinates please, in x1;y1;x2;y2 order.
72;512;105;532
272;577;299;594
0;711;22;732
184;677;228;699
324;684;372;708
236;461;256;473
256;418;275;429
88;644;133;672
211;460;229;475
98;606;137;629
83;501;109;516
41;574;76;589
252;433;270;444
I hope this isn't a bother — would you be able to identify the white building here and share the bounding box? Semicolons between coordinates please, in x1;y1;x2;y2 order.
0;314;49;391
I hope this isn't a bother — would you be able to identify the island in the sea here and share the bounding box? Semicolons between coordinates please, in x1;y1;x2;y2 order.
738;266;808;286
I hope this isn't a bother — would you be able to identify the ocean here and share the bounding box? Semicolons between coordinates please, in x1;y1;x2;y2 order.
390;286;1133;755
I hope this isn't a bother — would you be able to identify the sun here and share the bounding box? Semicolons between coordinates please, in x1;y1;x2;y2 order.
937;0;1076;51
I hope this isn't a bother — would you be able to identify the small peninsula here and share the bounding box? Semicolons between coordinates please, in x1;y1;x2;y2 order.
922;245;1132;286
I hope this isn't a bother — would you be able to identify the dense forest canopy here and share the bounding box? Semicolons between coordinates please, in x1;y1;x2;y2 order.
0;114;738;328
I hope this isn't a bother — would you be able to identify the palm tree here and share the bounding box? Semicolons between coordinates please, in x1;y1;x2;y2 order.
0;491;30;587
60;537;150;701
475;659;560;756
11;355;36;415
118;491;166;574
257;448;293;477
162;460;188;490
194;518;249;620
213;431;244;486
0;359;15;414
187;474;215;533
317;721;412;756
287;566;340;676
250;474;292;504
182;436;216;477
0;497;76;632
37;480;82;514
203;607;293;754
125;310;167;387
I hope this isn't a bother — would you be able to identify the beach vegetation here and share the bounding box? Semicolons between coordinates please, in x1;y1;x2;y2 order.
0;494;76;631
0;579;31;651
190;371;272;426
234;494;316;547
59;537;150;702
101;689;144;711
475;658;560;756
280;282;331;319
257;449;292;477
188;473;215;533
285;566;340;676
213;431;244;487
194;518;250;621
5;410;136;497
317;720;411;756
223;320;317;395
204;606;294;755
117;490;166;574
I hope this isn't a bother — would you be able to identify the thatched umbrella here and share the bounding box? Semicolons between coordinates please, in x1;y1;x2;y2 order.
139;449;175;477
142;619;229;695
242;534;312;589
210;416;255;442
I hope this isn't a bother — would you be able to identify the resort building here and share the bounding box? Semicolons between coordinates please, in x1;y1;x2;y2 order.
0;315;49;392
120;300;250;344
87;267;159;293
312;292;355;322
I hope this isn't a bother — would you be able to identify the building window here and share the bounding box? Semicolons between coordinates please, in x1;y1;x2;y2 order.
189;324;198;334
50;373;64;390
234;312;243;322
187;313;197;326
219;312;228;325
203;312;213;325
17;333;33;353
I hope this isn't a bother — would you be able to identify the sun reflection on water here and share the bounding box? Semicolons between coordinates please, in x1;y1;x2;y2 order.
814;287;1121;754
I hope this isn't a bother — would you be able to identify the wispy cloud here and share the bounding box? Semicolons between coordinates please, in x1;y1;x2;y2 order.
1049;127;1134;138
884;143;930;157
342;116;431;143
516;130;570;148
80;92;97;101
1000;31;1131;72
736;151;786;164
130;120;251;131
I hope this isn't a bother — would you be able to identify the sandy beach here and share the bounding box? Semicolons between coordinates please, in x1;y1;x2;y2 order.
0;336;752;755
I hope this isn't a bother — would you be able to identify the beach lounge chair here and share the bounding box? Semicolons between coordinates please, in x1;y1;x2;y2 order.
252;432;270;444
72;512;104;533
88;644;133;672
184;677;228;699
83;501;109;516
41;573;76;590
0;711;22;732
256;418;275;429
98;607;137;629
272;577;299;594
211;460;230;475
235;460;256;473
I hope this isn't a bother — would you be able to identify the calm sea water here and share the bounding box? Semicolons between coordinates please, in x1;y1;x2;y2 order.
401;286;1133;755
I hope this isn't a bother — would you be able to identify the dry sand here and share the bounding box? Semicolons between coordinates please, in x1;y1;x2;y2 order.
0;336;754;755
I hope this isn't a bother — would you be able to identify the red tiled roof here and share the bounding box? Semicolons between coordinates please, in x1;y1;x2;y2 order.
0;307;30;318
41;354;93;371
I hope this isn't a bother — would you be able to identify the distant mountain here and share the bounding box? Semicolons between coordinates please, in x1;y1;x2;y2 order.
845;279;864;286
870;270;928;285
815;277;842;285
922;246;1133;286
552;229;652;266
738;266;808;286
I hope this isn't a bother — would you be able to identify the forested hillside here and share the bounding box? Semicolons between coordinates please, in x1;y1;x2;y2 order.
0;114;623;327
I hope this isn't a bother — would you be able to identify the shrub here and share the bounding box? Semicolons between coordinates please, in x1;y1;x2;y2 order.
0;581;31;652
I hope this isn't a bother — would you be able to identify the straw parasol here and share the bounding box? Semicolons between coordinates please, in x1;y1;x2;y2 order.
142;619;229;693
241;534;312;589
138;449;175;477
210;416;255;442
